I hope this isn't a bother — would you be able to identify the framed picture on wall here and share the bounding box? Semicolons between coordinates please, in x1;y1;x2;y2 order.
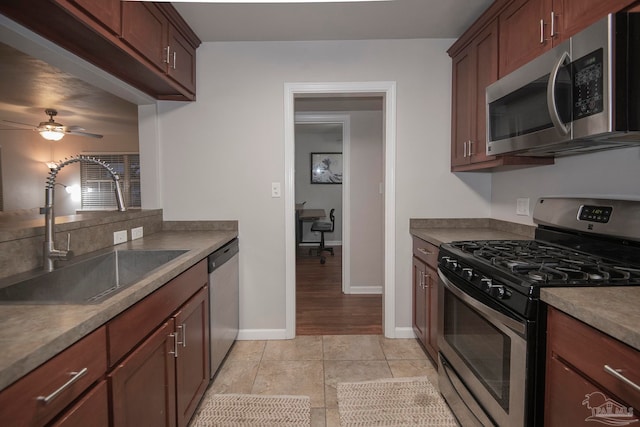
310;152;343;184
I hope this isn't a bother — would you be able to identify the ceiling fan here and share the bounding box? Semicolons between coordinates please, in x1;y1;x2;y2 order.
0;108;103;141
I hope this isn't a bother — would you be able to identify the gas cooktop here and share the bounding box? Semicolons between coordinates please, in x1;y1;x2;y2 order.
448;240;640;287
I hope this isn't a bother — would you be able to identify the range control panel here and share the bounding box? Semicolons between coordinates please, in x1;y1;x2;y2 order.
578;205;613;223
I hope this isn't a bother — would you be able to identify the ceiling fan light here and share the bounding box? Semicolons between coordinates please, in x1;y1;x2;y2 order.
40;130;64;141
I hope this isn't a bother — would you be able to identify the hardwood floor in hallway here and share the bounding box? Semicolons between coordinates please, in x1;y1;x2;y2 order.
296;246;383;335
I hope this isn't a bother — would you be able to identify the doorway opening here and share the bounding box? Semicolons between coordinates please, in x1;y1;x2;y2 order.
283;82;397;339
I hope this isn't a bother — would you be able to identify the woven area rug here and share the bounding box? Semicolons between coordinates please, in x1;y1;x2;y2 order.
337;376;458;426
191;393;311;426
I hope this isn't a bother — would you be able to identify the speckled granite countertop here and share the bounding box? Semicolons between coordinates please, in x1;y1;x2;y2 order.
541;287;640;351
410;218;536;246
0;230;237;392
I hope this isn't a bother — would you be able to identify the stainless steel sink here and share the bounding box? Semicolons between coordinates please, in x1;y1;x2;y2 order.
0;249;188;304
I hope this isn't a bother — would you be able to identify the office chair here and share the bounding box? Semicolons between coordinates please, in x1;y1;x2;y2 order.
310;208;335;264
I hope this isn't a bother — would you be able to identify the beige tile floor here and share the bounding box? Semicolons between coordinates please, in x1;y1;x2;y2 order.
200;335;439;427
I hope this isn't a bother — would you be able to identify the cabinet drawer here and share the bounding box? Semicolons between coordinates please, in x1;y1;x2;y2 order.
412;237;439;267
0;326;107;427
547;307;640;410
50;380;109;427
108;259;207;366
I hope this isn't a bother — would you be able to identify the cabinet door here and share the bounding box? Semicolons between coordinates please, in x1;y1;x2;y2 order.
63;0;121;35
469;20;498;164
412;257;428;347
50;380;109;427
110;321;177;427
553;0;637;43
499;0;552;77
425;263;439;360
545;354;639;426
168;25;197;94
122;2;169;72
174;286;210;427
451;46;473;167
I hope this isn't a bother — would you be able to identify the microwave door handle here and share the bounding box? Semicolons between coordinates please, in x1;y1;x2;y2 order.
547;51;571;136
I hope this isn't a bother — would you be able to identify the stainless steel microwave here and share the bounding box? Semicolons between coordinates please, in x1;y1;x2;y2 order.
486;12;640;157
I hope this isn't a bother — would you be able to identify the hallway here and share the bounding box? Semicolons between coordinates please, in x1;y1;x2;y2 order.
296;246;382;335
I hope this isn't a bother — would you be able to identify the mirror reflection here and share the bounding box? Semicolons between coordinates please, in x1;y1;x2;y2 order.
0;41;140;223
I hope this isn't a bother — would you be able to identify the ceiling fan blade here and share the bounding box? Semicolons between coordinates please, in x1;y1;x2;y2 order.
1;119;35;130
65;129;103;139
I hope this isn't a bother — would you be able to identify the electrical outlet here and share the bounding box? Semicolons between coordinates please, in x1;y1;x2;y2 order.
516;198;530;216
271;182;281;198
131;226;144;240
113;230;127;245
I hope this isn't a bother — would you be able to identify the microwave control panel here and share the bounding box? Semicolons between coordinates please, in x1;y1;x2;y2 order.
572;48;604;120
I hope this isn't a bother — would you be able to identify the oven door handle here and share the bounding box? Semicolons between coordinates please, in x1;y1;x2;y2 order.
438;269;527;336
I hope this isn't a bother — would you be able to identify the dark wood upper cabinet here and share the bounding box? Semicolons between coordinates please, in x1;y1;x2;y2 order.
499;0;637;77
0;0;200;101
55;0;122;35
122;2;170;72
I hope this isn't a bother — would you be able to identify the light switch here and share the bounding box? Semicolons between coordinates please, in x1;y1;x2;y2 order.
271;182;281;198
113;230;127;245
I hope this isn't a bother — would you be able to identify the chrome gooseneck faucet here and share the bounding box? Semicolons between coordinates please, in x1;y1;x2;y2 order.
42;155;126;272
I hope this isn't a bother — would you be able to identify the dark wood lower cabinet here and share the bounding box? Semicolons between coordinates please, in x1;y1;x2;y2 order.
110;321;177;427
50;380;110;427
412;237;439;363
545;307;640;425
175;287;210;427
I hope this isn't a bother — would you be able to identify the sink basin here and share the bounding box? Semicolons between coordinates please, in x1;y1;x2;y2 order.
0;249;188;304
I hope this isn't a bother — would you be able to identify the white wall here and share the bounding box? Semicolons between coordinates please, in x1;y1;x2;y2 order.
491;147;640;223
349;111;384;290
147;39;493;336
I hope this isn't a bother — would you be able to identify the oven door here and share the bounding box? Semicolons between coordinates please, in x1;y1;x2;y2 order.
437;268;528;427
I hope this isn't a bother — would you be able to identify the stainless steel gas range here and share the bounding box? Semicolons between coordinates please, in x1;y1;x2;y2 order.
436;197;640;427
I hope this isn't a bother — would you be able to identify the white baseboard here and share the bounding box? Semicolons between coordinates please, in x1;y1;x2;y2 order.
237;329;289;340
393;326;417;339
348;285;383;294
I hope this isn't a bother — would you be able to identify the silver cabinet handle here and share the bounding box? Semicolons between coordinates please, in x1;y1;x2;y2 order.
169;333;178;358
468;140;474;156
178;324;187;347
604;365;640;393
463;141;468;158
419;271;425;290
164;46;170;64
425;273;431;289
550;11;556;38
37;367;88;404
417;247;433;256
173;51;177;70
540;19;545;44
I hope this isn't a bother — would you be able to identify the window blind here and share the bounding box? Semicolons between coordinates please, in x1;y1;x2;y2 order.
80;154;140;209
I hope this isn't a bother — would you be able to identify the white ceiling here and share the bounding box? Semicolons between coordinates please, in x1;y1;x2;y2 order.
173;0;493;42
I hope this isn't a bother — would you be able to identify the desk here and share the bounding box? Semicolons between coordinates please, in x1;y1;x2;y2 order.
296;208;326;246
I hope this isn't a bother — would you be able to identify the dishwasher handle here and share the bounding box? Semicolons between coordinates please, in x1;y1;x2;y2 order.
208;238;239;273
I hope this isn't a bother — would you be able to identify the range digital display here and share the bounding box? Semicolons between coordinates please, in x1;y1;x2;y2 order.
578;205;612;223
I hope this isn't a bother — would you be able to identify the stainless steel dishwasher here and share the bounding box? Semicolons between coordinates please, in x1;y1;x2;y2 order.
208;238;239;377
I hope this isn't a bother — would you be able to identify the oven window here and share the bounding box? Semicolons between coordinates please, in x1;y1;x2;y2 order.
444;290;511;410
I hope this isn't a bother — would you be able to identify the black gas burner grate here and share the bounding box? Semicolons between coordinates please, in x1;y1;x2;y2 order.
450;240;640;286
